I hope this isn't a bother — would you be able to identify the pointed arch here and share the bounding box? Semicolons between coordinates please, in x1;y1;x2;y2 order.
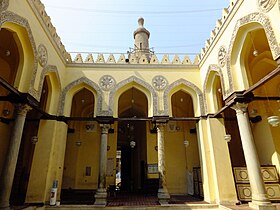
58;77;102;116
226;12;280;96
164;79;205;116
203;64;226;114
109;76;157;117
37;65;61;114
38;65;61;99
0;11;38;97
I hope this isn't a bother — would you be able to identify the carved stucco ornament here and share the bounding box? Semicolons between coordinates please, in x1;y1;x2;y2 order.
152;75;168;91
0;0;9;12
218;46;227;67
99;75;116;91
38;44;48;67
258;0;276;12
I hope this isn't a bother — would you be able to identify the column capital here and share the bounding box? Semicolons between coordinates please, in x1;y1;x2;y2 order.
100;124;110;134
15;103;32;116
231;102;248;114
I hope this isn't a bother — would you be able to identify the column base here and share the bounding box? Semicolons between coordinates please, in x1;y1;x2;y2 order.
0;201;10;210
94;188;107;207
249;202;276;210
158;189;170;205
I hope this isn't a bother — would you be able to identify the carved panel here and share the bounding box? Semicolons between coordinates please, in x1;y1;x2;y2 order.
258;0;276;12
38;44;48;67
218;46;227;67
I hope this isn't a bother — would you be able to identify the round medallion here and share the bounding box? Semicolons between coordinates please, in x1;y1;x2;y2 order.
38;44;48;67
239;171;248;180
99;75;116;91
242;187;251;197
262;170;271;180
0;0;9;11
152;75;168;91
218;46;227;67
258;0;276;12
267;187;275;197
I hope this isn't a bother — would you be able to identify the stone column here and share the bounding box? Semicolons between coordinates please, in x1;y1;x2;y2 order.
157;123;170;205
94;124;110;206
0;104;31;209
232;103;275;210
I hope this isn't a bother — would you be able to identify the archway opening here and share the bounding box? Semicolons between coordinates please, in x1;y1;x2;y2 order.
117;87;148;193
61;88;96;204
0;28;21;182
170;90;201;197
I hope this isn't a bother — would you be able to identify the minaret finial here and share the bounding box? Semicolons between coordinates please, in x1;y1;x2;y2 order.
138;17;144;28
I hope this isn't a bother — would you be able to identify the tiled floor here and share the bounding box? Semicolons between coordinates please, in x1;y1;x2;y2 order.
107;193;205;207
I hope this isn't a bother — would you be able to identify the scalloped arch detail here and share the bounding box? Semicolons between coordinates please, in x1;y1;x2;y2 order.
163;79;205;116
58;77;102;116
109;76;158;116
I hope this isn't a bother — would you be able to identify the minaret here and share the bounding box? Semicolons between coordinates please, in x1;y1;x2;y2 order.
132;17;151;62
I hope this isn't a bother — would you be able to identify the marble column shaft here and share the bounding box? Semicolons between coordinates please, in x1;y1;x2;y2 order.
157;123;170;202
0;104;31;209
232;103;270;205
98;124;110;190
94;124;110;206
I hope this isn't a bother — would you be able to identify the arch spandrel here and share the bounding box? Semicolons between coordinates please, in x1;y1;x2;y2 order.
227;12;280;97
109;76;157;117
58;77;102;117
164;79;205;117
0;11;38;97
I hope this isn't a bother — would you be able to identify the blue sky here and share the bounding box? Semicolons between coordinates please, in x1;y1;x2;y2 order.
42;0;229;61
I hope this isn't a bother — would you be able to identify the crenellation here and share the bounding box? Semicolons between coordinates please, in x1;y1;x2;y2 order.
96;54;105;63
161;55;170;64
28;0;72;63
107;54;116;64
222;8;229;21
172;55;181;64
198;0;238;63
74;53;83;63
150;54;159;64
117;54;126;64
85;54;94;63
69;53;195;65
182;55;192;64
